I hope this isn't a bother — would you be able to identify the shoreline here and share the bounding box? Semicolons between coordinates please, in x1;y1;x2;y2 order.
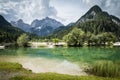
29;42;67;48
29;42;120;48
0;62;119;80
0;46;5;49
0;56;87;76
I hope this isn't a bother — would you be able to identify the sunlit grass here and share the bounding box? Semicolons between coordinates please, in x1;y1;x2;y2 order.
0;62;22;71
87;61;120;77
0;62;31;73
0;62;119;80
10;73;120;80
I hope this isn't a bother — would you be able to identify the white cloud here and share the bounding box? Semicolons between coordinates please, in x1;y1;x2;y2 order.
0;0;60;24
40;0;57;17
82;0;90;4
0;0;120;25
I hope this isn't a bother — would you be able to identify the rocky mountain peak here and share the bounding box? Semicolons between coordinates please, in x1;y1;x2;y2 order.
89;5;102;13
17;19;24;23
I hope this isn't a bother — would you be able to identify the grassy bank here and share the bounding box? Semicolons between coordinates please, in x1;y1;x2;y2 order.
0;62;31;72
10;73;120;80
86;61;120;77
0;62;22;71
0;62;31;80
0;62;120;80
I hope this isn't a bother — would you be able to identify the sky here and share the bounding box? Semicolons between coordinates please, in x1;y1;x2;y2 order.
0;0;120;25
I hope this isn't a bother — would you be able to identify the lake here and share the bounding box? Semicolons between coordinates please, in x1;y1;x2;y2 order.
0;47;119;75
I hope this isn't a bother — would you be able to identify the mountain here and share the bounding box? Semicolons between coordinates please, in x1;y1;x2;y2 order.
31;17;63;29
30;17;64;36
0;15;11;26
75;5;120;37
0;15;24;43
67;23;75;27
76;5;120;24
11;19;31;32
51;5;120;39
76;5;102;24
49;23;75;39
10;17;64;37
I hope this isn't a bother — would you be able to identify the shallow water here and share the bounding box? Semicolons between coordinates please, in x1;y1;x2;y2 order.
0;47;119;75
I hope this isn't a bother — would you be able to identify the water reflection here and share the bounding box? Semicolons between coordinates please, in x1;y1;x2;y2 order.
0;47;119;63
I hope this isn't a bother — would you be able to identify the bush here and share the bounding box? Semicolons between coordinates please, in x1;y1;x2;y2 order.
17;33;29;47
63;28;85;46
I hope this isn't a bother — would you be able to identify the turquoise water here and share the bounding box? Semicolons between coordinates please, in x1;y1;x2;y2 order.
0;47;120;64
0;47;119;75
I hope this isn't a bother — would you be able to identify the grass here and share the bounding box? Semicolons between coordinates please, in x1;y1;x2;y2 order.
0;62;120;80
10;73;120;80
0;62;23;71
0;62;32;73
0;62;32;80
86;61;120;77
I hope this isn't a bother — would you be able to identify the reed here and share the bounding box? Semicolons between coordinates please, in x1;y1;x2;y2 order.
87;61;120;77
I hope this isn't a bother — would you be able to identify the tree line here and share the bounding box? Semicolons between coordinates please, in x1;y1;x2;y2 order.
63;28;117;46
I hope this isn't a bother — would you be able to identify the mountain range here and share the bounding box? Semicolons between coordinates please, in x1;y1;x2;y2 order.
10;17;64;36
11;19;31;32
0;5;120;41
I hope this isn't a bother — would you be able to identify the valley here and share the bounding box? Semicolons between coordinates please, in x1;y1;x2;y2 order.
0;4;120;80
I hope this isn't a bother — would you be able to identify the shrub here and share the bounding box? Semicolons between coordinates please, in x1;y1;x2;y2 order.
17;33;29;47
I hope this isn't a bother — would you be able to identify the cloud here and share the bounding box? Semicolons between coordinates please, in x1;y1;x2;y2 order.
0;0;120;25
40;0;57;17
0;0;59;24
